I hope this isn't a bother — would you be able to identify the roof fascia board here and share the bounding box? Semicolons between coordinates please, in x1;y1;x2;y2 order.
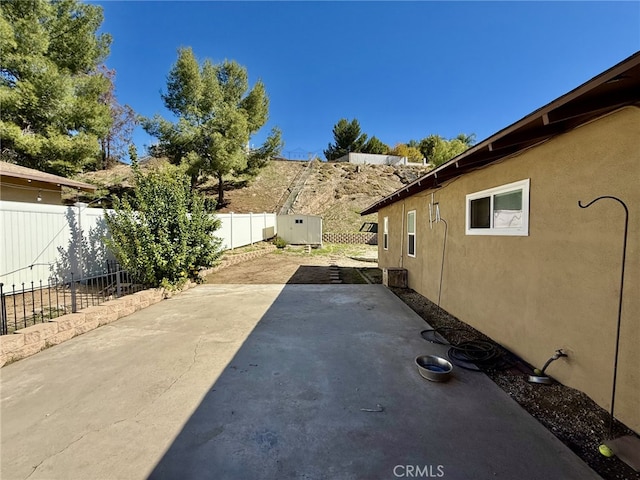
0;170;96;191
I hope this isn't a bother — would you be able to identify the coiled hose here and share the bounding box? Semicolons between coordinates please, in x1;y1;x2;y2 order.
421;327;515;371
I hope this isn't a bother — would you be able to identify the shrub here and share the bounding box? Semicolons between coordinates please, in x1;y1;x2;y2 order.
104;163;223;289
273;236;287;249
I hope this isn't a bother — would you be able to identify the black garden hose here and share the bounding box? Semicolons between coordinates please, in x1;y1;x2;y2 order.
421;328;515;371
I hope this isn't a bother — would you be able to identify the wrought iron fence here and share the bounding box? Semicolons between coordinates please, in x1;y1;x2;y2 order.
0;262;144;335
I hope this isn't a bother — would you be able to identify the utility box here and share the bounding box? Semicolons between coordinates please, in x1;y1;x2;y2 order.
383;268;408;288
276;215;323;246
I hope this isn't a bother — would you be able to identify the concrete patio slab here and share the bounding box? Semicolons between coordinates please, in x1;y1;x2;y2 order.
1;284;598;480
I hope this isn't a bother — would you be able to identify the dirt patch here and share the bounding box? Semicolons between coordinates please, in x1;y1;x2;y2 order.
205;247;378;285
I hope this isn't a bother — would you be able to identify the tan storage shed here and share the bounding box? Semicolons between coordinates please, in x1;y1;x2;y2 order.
276;215;323;245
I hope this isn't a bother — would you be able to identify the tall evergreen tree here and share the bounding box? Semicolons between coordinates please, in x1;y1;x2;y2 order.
0;0;112;175
142;47;282;206
324;118;368;160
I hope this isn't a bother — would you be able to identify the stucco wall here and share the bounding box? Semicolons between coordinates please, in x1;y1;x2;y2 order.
378;107;640;432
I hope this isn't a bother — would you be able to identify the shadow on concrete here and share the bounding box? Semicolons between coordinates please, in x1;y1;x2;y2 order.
285;265;332;284
286;266;370;285
147;284;597;480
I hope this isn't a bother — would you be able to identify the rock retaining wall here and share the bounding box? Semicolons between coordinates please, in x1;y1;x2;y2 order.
0;288;167;367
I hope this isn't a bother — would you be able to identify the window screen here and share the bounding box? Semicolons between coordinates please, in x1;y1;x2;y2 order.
493;190;523;228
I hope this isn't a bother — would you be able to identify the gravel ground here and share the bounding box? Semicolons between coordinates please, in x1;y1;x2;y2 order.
391;287;640;480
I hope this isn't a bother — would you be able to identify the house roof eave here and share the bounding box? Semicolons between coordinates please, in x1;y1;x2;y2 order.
0;162;97;192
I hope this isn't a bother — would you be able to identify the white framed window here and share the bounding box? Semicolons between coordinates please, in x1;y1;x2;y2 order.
407;210;416;257
383;216;389;250
465;179;530;236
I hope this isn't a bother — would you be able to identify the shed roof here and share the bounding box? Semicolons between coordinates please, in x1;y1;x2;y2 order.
361;51;640;215
0;162;96;192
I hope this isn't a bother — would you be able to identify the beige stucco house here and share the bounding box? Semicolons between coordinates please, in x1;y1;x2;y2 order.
0;162;96;205
362;52;640;432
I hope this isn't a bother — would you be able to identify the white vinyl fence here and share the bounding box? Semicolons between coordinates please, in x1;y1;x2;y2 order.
216;212;276;251
0;201;277;288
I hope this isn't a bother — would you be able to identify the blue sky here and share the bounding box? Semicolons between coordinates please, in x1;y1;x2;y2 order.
96;1;640;160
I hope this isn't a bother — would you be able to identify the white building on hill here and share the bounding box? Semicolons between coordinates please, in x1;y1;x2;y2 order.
333;153;427;166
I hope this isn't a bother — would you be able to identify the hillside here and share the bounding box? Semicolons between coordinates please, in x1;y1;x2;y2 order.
214;160;306;214
288;161;429;232
72;159;430;233
216;159;430;232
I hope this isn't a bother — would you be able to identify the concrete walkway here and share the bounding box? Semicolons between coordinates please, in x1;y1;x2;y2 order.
1;285;598;480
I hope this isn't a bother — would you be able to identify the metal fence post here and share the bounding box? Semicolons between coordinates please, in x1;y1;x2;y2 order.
0;283;6;335
116;269;122;297
0;264;140;335
70;272;77;313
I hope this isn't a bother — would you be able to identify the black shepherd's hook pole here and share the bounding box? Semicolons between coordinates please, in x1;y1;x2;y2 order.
578;195;629;439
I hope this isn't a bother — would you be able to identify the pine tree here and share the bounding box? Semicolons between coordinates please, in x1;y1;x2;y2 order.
323;118;368;160
0;0;113;175
142;47;282;206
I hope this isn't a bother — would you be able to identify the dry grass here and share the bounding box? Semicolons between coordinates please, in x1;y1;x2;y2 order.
290;162;429;232
213;159;306;213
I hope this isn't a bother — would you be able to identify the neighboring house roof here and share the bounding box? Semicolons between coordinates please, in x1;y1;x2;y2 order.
362;51;640;215
0;162;96;192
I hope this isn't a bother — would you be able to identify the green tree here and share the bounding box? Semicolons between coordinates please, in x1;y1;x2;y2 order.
0;0;113;175
323;118;368;160
389;143;423;163
142;47;282;206
419;133;474;167
455;133;476;147
362;136;389;155
104;162;223;288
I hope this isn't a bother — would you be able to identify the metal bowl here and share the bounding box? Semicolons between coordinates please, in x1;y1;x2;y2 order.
415;355;453;382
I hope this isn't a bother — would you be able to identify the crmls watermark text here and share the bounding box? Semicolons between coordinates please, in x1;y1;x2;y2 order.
393;464;445;478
